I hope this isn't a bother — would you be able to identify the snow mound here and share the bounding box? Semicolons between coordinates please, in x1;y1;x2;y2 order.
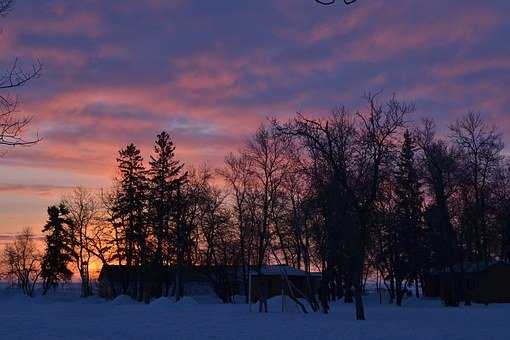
149;296;198;308
232;295;247;304
111;295;138;305
174;296;198;307
185;282;217;296
193;294;222;304
78;296;105;305
150;297;175;308
265;295;307;313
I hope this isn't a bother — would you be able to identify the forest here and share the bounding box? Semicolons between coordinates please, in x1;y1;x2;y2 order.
2;93;509;321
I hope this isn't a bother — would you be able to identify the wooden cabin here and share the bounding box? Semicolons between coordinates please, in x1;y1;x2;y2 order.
249;265;322;301
98;264;321;302
423;273;441;298
97;265;174;300
98;265;234;301
423;261;510;304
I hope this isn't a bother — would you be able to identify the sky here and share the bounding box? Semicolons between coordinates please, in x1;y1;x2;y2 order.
0;0;509;236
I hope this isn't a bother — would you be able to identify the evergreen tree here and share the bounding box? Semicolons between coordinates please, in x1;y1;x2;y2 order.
419;135;460;306
111;143;148;299
41;204;74;295
113;143;148;265
393;130;424;304
148;131;187;268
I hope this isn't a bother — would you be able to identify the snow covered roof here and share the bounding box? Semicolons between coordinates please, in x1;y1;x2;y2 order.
430;261;510;275
98;264;322;282
250;265;321;277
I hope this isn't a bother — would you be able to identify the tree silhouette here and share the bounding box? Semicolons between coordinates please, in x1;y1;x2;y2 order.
392;131;424;305
41;204;74;295
110;143;151;301
1;227;41;296
148;131;187;298
315;0;358;5
0;0;42;148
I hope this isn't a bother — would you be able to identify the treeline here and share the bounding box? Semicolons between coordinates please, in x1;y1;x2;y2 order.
2;94;509;320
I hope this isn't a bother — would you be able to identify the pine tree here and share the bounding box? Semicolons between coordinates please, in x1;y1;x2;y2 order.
41;204;74;295
148;131;187;268
112;143;148;299
393;130;424;305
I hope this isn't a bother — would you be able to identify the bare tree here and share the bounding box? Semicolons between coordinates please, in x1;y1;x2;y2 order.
62;187;100;297
0;0;14;15
492;161;510;262
193;166;237;302
218;152;256;303
246;126;293;272
219;126;294;311
245;126;294;312
275;93;411;320
416;119;460;306
1;227;42;296
315;0;358;5
0;0;42;148
100;187;126;267
449;112;504;263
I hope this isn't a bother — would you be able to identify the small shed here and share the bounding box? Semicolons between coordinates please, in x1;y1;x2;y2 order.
423;261;510;304
249;265;321;302
465;262;510;303
97;265;174;300
98;265;217;299
98;264;322;303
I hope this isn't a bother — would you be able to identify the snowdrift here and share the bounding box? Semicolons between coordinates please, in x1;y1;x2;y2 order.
111;294;139;305
265;295;309;313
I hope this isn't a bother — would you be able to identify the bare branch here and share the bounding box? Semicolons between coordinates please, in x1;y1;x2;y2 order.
0;0;14;17
0;58;42;90
315;0;358;5
0;2;43;150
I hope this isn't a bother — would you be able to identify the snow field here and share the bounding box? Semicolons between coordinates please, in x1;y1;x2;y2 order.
0;288;508;340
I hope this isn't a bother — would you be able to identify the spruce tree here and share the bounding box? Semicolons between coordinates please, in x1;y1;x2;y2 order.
113;143;148;266
112;143;148;299
393;130;424;304
148;131;187;268
41;204;74;295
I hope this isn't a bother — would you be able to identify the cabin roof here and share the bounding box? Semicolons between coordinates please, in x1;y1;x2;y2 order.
98;264;321;282
250;265;322;277
430;261;510;275
98;264;171;282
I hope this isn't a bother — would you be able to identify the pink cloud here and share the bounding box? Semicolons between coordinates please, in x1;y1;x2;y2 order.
0;183;74;197
429;56;510;79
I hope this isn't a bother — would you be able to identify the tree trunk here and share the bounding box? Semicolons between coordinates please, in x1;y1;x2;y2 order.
395;279;403;307
80;271;90;297
389;277;395;304
354;281;365;320
258;279;268;313
175;261;183;302
344;274;353;303
319;278;330;313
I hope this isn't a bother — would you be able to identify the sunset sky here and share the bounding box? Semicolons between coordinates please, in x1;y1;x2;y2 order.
0;0;509;236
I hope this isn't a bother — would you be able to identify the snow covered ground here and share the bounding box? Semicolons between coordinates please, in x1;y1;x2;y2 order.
0;286;508;340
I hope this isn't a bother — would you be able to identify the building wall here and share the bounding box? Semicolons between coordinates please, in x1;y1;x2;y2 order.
426;265;510;304
251;275;320;301
471;267;510;303
423;275;441;297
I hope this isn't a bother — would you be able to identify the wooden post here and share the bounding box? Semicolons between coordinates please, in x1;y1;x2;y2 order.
282;285;285;312
248;271;252;312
